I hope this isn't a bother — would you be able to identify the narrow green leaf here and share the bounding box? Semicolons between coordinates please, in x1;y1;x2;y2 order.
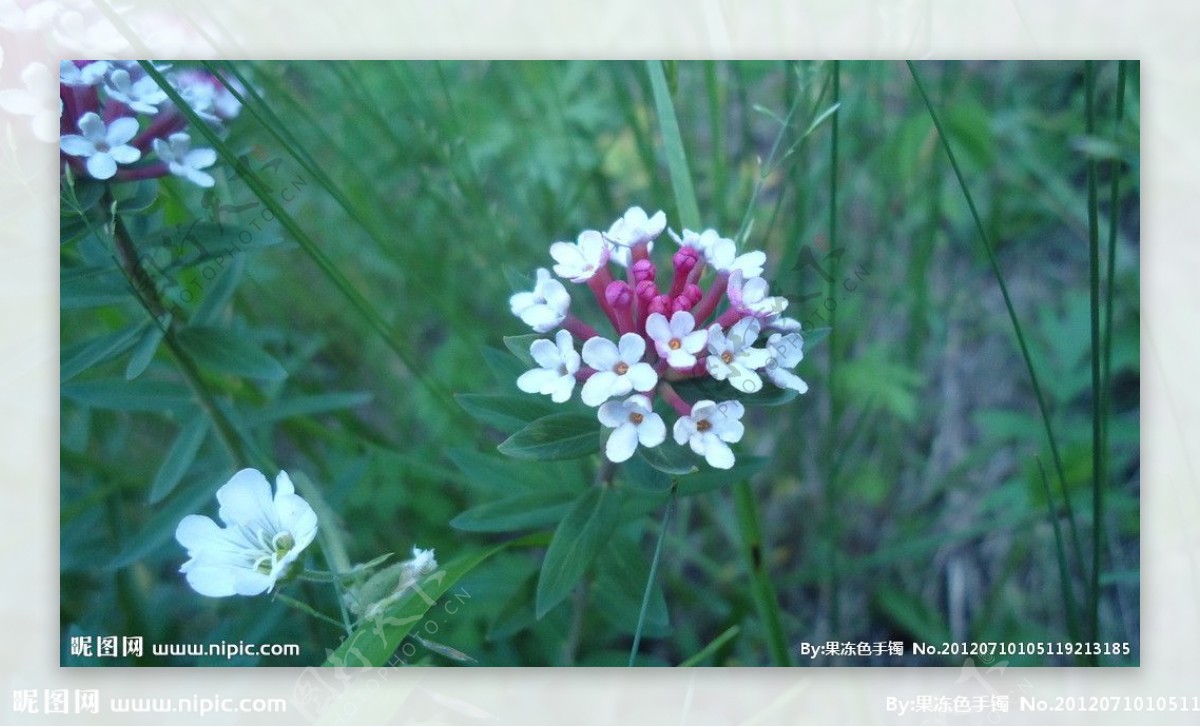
497;413;601;461
60;323;147;383
678;456;768;497
679;624;741;667
624;451;673;492
148;416;210;503
635;439;697;476
240;392;374;427
106;471;227;570
487;572;539;640
456;393;556;433
324;540;522;667
450;490;576;533
446;447;583;494
595;531;670;637
125;321;167;380
803;326;831;350
177;326;288;381
646;60;701;229
502;334;542;367
536;486;622;618
192;254;246;325
111;180;158;215
60;271;130;310
62;379;193;412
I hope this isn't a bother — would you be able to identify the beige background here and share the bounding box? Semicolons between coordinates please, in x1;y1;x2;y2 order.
7;0;1194;724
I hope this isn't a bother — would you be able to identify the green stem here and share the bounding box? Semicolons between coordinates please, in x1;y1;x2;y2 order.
629;482;676;666
1085;60;1103;658
825;59;841;639
679;624;740;667
906;60;1087;588
274;592;346;631
734;481;791;665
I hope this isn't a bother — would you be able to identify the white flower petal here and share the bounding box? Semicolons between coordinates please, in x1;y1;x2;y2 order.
84;153;116;180
605;423;639;463
581;336;619;371
625;362;658;392
216;468;277;529
106;116;140;145
107;144;141;164
581;370;619;407
59;134;95;156
638;413;666;447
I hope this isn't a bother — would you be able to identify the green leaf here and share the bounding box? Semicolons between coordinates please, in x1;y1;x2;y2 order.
482;346;527;388
678;456;769;497
450;490;576;532
177;326;288;381
594;531;670;637
497;412;601;461
536;486;622;618
624;451;672;492
125;320;167;380
456;393;556;432
502;334;542;367
446;447;583;494
148;415;210;503
487;572;539;640
646;60;701;229
112;180;159;215
193;254;246;325
240;391;374;427
62;379;193;412
324;541;521;667
60;323;147;383
804;326;831;350
60;271;131;310
636;439;698;476
672;377;799;407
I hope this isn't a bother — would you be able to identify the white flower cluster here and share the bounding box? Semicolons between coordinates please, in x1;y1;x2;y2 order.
509;207;809;469
58;60;242;186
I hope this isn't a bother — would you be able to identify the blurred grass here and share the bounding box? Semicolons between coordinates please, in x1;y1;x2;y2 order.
60;60;1140;666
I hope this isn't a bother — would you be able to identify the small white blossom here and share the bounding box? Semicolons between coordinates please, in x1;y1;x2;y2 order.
170;69;243;122
646;311;708;369
516;329;580;403
765;332;808;393
726;270;788;318
673;399;745;469
510;268;570;333
153;132;217;187
580;333;658;407
550;229;610;283
59;59;110;87
707;238;766;277
175;469;319;597
706;317;771;393
606;206;666;267
59;112;141;180
598;394;666;463
104;67;168;115
0;62;58;142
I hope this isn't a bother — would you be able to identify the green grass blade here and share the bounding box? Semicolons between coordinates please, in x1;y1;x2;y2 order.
137;62;462;424
825;59;842;637
1035;456;1083;650
906;60;1087;582
1084;60;1103;655
679;624;740;667
646;60;701;228
628;483;676;666
733;480;792;665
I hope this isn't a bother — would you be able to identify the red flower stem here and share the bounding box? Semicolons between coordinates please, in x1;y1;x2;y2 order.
658;382;693;417
562;314;600;341
691;272;729;326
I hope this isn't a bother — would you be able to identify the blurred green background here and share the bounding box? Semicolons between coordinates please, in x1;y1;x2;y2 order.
60;60;1139;666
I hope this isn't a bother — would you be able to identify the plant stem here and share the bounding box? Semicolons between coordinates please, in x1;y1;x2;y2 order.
825;59;842;639
679;624;741;667
733;480;791;665
1085;60;1104;660
629;482;676;666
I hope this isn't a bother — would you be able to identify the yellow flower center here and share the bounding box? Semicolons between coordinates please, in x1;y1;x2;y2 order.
696;419;712;432
629;412;644;425
668;338;681;350
615;362;629;375
720;351;734;364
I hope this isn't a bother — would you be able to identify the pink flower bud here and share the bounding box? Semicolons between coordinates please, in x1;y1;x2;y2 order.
636;279;659;302
605;280;633;309
632;258;656;283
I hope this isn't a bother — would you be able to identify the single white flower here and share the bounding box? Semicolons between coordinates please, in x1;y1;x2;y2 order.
153;132;217;188
707;238;766;277
516;329;580;403
510;268;570;333
550;229;610;283
59;112;142;180
170;69;243;122
580;333;658;407
673;399;745;469
104;67;169;115
726;270;788;318
0;62;60;142
646;311;708;369
705;317;771;393
605;206;666;267
765;332;809;393
598;394;666;463
59;59;110;87
174;469;319;597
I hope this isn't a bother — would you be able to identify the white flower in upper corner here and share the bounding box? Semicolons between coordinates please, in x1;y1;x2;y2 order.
727;270;788;319
605;206;666;267
706;317;771;393
104;67;168;115
646;311;708;369
765;332;809;393
510;268;570;333
59;112;141;180
517;329;580;403
598;394;666;463
580;333;658;406
170;69;243;122
59;60;110;87
153;132;217;187
673;399;745;469
174;469;319;597
550;229;610;283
